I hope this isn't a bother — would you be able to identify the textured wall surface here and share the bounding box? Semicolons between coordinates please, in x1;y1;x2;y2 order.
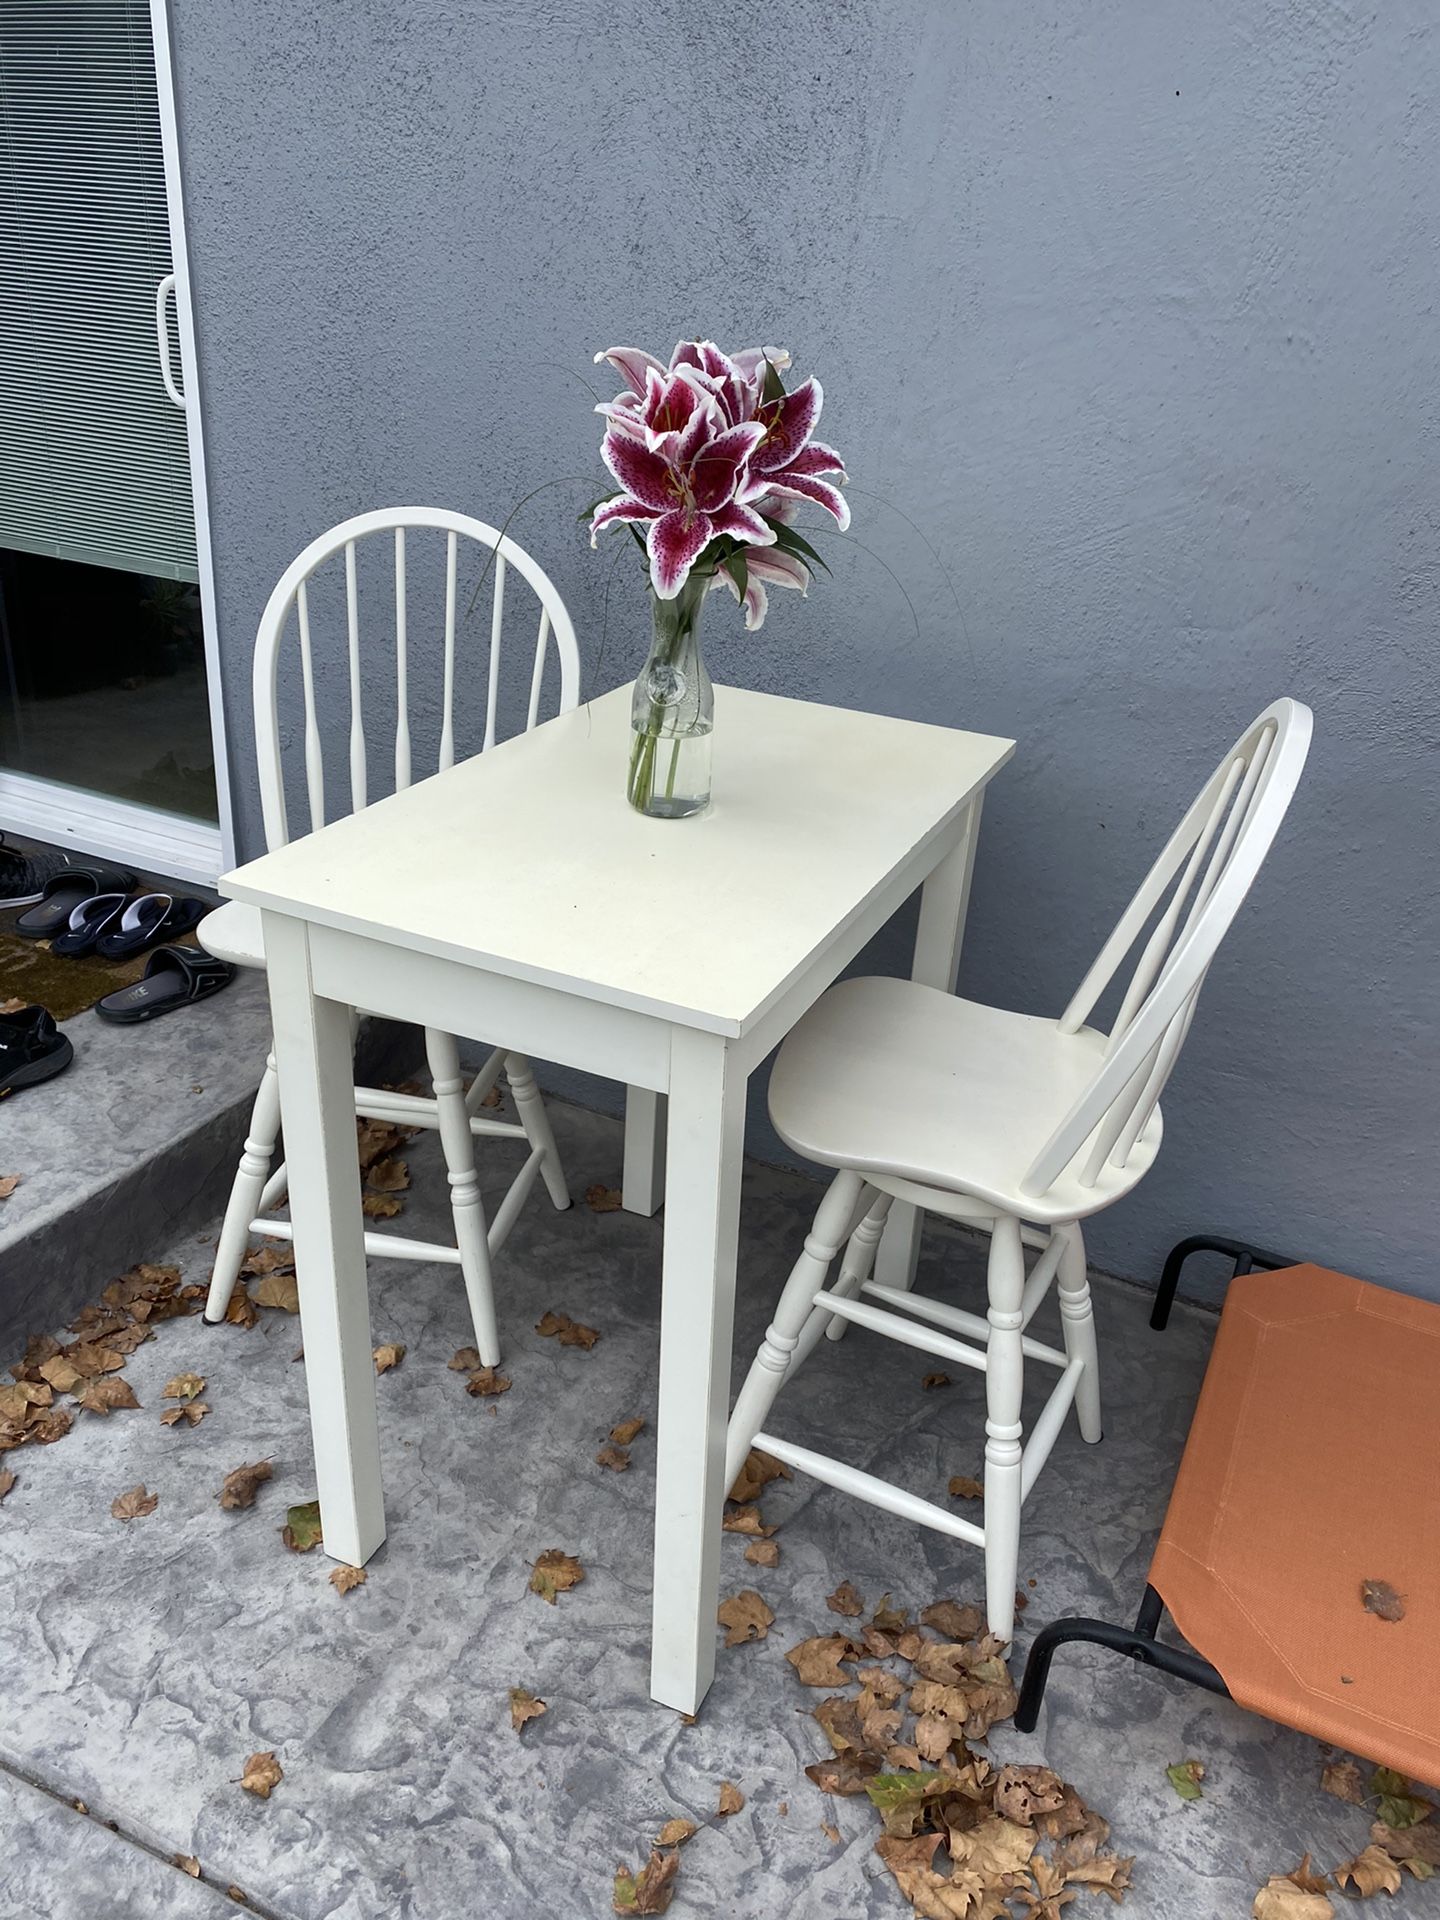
169;0;1439;1298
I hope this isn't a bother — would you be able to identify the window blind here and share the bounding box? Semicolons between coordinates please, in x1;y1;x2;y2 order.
0;1;198;581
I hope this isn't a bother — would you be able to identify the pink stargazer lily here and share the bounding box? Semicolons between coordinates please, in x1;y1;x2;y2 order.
590;339;848;618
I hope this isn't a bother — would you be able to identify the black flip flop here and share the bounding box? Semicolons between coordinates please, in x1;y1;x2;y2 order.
94;944;236;1024
95;892;209;961
0;1004;74;1098
14;864;136;939
52;891;130;957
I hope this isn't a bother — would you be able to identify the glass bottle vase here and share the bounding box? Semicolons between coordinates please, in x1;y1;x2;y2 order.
627;575;713;818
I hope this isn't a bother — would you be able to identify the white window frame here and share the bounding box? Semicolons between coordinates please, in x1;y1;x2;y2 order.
0;0;235;886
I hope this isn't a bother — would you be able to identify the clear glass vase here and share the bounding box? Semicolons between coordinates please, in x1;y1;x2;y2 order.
627;574;713;818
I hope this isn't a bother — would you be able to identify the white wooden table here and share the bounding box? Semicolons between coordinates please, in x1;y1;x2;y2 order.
221;683;1013;1713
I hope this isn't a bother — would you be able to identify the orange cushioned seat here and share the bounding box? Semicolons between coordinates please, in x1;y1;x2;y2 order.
1149;1264;1440;1785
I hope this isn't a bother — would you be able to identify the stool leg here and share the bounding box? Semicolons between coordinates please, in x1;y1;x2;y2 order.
724;1169;865;1493
823;1191;895;1345
205;1049;281;1323
504;1052;571;1211
984;1214;1026;1643
1057;1220;1103;1443
427;1027;500;1366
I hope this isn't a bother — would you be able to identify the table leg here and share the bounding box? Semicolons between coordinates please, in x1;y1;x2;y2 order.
649;1031;746;1713
876;794;985;1292
623;1086;667;1216
262;912;385;1568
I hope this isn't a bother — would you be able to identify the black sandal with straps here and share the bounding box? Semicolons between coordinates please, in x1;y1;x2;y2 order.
94;945;237;1024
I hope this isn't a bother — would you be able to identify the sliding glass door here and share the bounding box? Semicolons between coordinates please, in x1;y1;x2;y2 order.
0;0;228;880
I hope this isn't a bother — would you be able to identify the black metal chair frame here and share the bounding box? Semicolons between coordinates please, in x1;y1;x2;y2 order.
1017;1232;1300;1730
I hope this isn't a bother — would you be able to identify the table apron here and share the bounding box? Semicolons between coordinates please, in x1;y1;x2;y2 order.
300;919;673;1093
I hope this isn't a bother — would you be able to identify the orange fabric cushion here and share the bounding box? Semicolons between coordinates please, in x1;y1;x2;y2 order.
1149;1264;1440;1788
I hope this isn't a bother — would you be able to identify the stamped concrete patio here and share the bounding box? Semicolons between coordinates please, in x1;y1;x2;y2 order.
0;1098;1419;1919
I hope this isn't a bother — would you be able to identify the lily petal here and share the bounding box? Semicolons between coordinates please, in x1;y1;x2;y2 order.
753;376;824;475
757;468;850;530
647;507;714;599
601;430;676;514
747;547;811;592
706;500;778;546
594;346;666;396
688;419;766;513
783;439;847;479
590;494;656;546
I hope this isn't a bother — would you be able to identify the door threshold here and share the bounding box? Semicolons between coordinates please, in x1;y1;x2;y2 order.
0;770;223;887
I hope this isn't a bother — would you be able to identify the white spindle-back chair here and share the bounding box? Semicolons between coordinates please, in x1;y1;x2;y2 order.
726;699;1312;1643
201;508;581;1363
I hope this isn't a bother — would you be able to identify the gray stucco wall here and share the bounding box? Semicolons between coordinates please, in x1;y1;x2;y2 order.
170;1;1438;1301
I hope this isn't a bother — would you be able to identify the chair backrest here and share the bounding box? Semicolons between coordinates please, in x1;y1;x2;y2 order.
1020;698;1313;1200
251;506;580;850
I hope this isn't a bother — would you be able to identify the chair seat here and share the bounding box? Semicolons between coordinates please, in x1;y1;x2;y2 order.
199;899;265;970
767;976;1162;1224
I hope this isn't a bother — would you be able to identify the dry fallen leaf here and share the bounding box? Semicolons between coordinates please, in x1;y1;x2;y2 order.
717;1781;745;1816
238;1751;283;1799
1065;1853;1135;1900
745;1539;780;1567
722;1503;775;1537
785;1635;856;1687
330;1565;367;1596
373;1343;406;1374
611;1416;646;1445
77;1376;141;1416
219;1461;272;1511
728;1447;792;1505
509;1686;547;1732
361;1193;403;1220
529;1548;585;1604
163;1373;206;1401
1319;1759;1366;1805
534;1309;600;1349
920;1600;986;1641
241;1243;295;1276
1253;1870;1335;1919
356;1118;404;1171
251;1272;300;1314
466;1367;511;1397
112;1484;158;1521
1334;1843;1403;1896
585;1184;623;1213
26;1406;73;1445
612;1848;679;1914
656;1818;697;1847
596;1443;631;1472
821;1820;842;1845
1166;1758;1205;1802
225;1286;259;1329
365;1155;410;1193
0;1175;19;1200
827;1580;865;1617
160;1401;210;1428
176;1855;201;1877
1371;1817;1440;1874
1360;1579;1405;1623
993;1764;1067;1828
450;1346;482;1371
717;1589;774;1647
947;1475;983;1501
0;1468;15;1503
282;1501;323;1552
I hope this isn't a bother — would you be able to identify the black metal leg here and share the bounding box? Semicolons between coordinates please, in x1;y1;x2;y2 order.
1150;1234;1297;1331
1014;1592;1231;1734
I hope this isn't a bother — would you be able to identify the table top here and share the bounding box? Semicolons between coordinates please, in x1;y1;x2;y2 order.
222;685;1014;1037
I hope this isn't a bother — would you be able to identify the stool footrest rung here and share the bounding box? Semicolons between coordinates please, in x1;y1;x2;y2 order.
752;1430;987;1547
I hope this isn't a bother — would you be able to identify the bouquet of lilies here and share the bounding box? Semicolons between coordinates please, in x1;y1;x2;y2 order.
590;339;850;630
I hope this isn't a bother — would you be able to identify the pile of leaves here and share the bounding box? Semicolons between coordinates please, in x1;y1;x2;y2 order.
1257;1758;1440;1915
0;1261;208;1487
779;1587;1132;1917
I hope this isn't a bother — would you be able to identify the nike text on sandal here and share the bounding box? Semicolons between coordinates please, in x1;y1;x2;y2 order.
94;945;237;1024
14;865;136;939
95;893;208;961
0;1004;75;1098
